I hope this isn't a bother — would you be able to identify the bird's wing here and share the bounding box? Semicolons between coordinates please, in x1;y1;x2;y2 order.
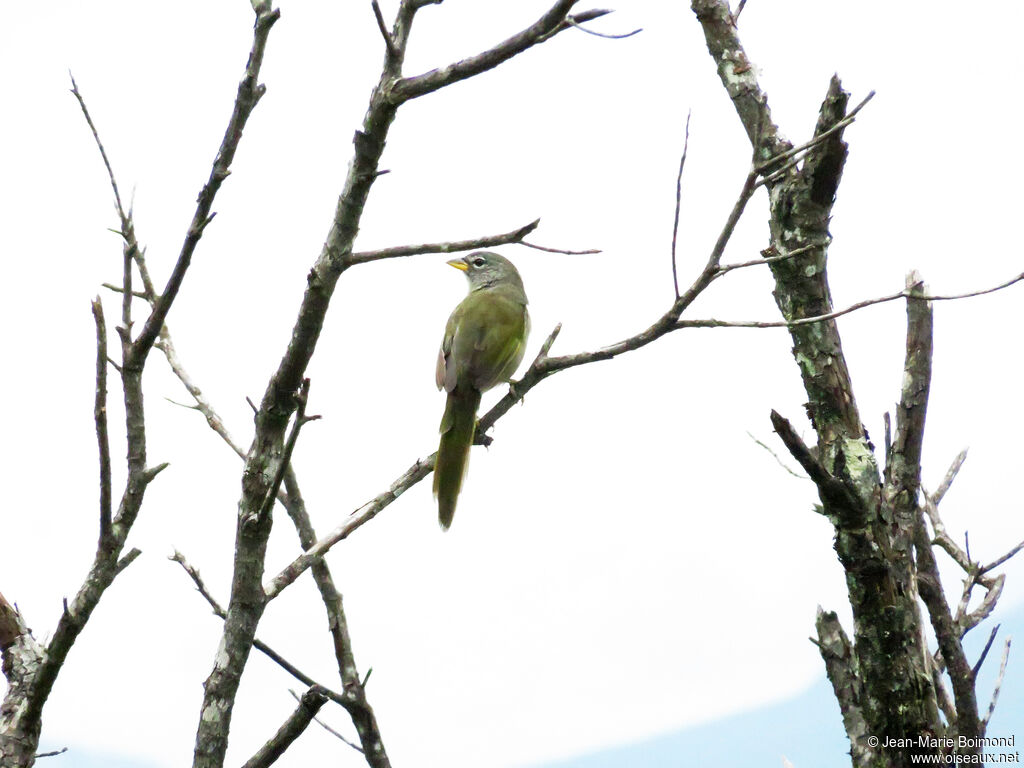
436;308;460;392
468;294;529;392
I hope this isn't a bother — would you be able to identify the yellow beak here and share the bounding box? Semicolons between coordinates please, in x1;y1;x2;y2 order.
446;258;469;272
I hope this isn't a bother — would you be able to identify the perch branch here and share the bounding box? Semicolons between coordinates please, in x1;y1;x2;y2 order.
348;219;539;264
264;161;763;595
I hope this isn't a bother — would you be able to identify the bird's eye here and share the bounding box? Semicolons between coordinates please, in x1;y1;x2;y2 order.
472;257;486;268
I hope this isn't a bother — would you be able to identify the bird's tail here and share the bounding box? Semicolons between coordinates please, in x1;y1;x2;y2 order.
433;387;482;530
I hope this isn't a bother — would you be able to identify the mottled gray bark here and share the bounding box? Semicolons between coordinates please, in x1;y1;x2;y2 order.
691;1;1009;765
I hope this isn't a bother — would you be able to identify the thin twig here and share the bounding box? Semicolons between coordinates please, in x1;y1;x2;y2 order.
676;270;1024;331
34;748;69;759
973;624;1001;677
564;15;641;39
670;110;692;299
922;492;973;573
770;410;867;527
240;686;328;768
348;219;539;265
746;430;806;479
517;241;601;255
981;637;1012;728
754;90;875;184
255;379;319;522
101;282;149;300
288;689;364;754
716;241;824;275
933;449;968;506
69;75;125;218
169;552;349;706
981;538;1024;575
961;574;1004;638
370;0;400;59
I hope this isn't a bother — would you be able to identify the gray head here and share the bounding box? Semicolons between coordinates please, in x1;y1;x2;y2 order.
446;251;527;299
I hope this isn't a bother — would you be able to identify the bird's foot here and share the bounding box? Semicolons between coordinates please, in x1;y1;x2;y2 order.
474;427;494;449
508;378;526;405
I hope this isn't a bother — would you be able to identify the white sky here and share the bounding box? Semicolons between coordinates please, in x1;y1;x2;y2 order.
2;1;1022;766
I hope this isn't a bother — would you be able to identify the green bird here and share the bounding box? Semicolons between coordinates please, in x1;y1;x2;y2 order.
434;252;530;529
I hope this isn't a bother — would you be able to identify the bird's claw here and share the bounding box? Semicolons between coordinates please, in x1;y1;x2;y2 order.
508;378;526;404
475;427;493;449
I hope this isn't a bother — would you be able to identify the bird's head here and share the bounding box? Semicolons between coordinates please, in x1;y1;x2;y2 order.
447;251;525;294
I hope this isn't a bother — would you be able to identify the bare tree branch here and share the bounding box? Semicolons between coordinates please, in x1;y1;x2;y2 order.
239;686;328;768
389;3;612;103
814;608;874;768
972;625;1000;678
192;0;609;760
288;689;363;753
69;75;127;221
981;637;1012;729
914;517;979;739
370;0;399;60
253;379;319;525
516;241;601;255
134;255;390;766
34;747;68;759
769;410;867;528
923;493;974;574
348;219;539;265
715;241;823;275
169;552;351;708
0;596;48;766
675;270;1024;330
754;90;875;187
885;272;932;530
91;298;112;546
933;449;969;507
279;470;391;767
132;7;280;361
6;76;182;761
670;110;692;299
745;430;806;479
564;15;641;39
981;539;1024;575
264;457;434;599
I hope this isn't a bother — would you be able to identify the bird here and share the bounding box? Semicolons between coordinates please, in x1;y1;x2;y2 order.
433;251;530;529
